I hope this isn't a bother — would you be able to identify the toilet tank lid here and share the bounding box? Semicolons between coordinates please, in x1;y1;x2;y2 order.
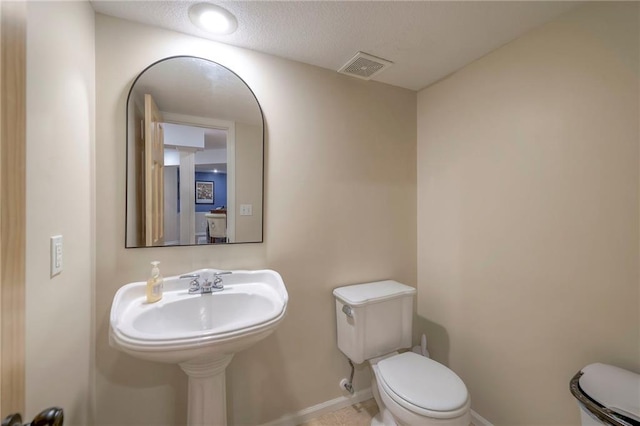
333;280;415;306
579;363;640;422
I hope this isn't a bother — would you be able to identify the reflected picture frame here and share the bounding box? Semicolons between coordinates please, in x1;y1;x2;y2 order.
195;181;214;204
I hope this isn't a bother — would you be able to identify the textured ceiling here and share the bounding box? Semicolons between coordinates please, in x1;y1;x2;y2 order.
91;1;581;91
131;56;262;125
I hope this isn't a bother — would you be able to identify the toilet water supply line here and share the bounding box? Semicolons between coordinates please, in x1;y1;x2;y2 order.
340;334;429;395
340;359;356;395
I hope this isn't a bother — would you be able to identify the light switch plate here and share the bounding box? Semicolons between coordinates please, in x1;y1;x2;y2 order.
240;204;253;216
50;235;63;277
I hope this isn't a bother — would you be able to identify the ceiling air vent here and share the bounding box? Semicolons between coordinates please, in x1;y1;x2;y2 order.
338;52;393;80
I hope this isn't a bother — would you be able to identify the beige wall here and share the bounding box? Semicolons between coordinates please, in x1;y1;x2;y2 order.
26;1;95;423
417;3;639;425
235;122;263;242
95;14;416;426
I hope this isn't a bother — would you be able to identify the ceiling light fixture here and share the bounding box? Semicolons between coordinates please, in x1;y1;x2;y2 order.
189;3;238;35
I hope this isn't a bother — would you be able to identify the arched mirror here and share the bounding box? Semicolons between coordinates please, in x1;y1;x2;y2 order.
126;56;264;248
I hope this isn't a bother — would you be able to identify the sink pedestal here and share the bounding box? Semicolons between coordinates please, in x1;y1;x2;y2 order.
179;354;234;426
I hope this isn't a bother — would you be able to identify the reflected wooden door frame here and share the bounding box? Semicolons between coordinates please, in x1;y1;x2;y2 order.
0;0;26;416
144;94;165;246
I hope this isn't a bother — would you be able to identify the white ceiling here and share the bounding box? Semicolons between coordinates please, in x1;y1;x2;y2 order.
131;56;263;125
91;1;581;91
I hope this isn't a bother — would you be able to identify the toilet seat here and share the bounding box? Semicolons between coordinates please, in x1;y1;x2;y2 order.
377;352;469;419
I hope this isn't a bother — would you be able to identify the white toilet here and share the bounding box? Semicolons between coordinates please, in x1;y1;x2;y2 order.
334;280;471;426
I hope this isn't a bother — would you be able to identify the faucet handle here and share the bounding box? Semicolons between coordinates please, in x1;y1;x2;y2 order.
212;271;232;287
180;274;200;279
180;274;201;293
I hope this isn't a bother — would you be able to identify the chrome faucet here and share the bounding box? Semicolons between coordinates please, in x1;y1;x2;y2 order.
179;272;232;294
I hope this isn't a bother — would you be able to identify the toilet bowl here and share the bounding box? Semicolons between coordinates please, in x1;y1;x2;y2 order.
333;280;471;426
370;352;470;426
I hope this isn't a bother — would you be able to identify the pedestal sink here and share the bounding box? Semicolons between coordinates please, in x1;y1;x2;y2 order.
109;269;288;426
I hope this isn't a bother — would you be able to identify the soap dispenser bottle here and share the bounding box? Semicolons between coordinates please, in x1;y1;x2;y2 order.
146;261;163;303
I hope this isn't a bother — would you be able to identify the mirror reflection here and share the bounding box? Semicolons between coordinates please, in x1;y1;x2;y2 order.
126;56;264;248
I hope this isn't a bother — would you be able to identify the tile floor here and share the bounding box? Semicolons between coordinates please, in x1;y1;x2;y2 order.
301;398;379;426
300;398;476;426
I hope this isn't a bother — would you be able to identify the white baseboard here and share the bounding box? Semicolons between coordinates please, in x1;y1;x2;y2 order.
260;388;373;426
471;409;493;426
259;387;492;426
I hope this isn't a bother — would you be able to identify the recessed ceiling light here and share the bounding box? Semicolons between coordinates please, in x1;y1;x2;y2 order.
189;3;238;35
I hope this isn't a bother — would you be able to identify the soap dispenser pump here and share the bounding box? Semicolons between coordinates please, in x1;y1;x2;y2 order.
146;261;163;303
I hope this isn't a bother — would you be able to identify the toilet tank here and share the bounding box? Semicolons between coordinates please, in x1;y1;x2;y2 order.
333;280;416;364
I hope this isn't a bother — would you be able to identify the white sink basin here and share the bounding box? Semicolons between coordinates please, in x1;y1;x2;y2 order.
110;269;287;424
110;269;288;364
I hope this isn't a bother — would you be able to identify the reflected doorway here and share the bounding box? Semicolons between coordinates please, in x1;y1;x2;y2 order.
162;120;236;246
